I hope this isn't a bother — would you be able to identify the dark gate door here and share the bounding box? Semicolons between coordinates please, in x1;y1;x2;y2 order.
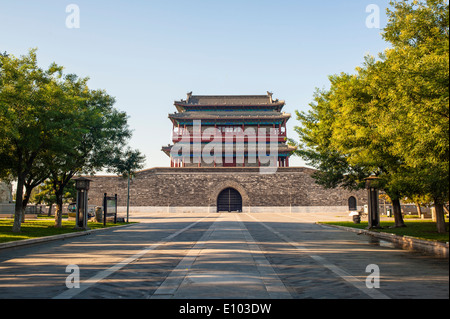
348;196;357;211
217;188;242;212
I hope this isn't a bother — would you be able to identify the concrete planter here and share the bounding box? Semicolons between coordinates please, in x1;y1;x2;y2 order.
321;224;449;258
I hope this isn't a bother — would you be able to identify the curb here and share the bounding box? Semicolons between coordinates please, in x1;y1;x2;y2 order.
320;223;449;259
0;223;133;251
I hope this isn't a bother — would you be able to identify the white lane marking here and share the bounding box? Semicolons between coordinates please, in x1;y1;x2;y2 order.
149;216;218;298
235;214;292;299
244;213;391;299
53;214;213;299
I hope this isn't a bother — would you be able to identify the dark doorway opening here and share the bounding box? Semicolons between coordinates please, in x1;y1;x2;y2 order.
348;196;357;211
217;188;242;212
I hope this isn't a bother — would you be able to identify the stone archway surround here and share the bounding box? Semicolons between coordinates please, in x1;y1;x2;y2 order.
209;180;249;213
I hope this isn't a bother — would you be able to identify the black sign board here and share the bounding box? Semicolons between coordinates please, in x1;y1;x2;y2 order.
103;193;117;226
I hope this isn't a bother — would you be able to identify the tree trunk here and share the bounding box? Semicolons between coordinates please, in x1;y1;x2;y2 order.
50;172;74;228
434;201;447;234
415;203;422;217
12;177;25;233
21;184;33;223
54;192;64;228
392;198;406;227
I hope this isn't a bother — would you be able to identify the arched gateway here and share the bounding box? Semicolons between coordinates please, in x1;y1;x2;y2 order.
217;188;242;212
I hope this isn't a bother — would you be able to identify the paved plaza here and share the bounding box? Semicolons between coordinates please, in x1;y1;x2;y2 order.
0;212;448;299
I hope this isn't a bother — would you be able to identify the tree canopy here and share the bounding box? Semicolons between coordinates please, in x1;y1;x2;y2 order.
292;0;449;232
0;48;139;231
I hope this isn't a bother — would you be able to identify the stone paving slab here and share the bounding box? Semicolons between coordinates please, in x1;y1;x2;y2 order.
240;213;449;299
0;212;447;300
151;213;291;299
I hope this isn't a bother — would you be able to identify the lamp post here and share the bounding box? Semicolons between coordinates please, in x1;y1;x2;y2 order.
365;175;381;229
74;177;92;230
126;171;130;223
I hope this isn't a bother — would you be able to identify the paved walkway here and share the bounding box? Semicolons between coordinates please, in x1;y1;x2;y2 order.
151;213;291;299
0;212;448;299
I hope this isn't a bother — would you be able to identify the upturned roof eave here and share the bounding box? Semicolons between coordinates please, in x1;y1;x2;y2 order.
173;101;286;108
168;112;291;121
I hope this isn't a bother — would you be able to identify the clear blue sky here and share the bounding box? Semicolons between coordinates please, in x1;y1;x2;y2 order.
0;0;391;168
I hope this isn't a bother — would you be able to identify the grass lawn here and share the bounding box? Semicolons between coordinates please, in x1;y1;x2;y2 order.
0;219;132;244
320;219;449;243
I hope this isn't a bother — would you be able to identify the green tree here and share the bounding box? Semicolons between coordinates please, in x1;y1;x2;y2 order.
292;70;408;227
0;49;66;232
291;87;369;191
1;49;133;231
381;0;449;233
293;0;448;232
107;148;146;222
44;74;131;228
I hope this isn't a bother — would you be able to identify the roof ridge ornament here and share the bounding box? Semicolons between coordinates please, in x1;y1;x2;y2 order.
186;91;193;103
267;91;273;103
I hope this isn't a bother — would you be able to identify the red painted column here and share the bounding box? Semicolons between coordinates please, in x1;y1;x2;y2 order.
172;122;175;141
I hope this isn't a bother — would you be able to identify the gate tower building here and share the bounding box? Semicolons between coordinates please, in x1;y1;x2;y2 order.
161;92;296;168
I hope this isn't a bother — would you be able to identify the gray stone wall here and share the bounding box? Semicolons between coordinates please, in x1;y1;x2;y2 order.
85;167;367;210
0;181;12;203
